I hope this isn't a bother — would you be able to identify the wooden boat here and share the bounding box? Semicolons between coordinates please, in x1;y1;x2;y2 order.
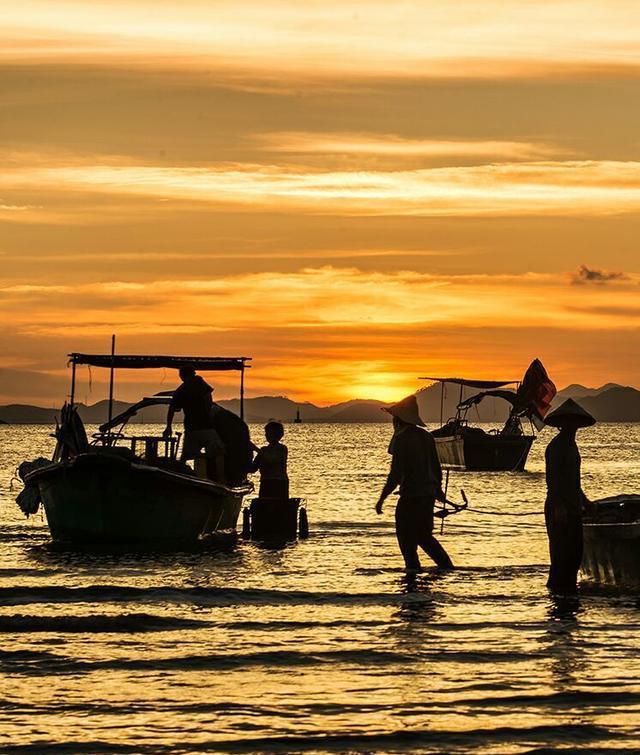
26;451;250;545
421;360;555;472
18;348;253;546
582;495;640;588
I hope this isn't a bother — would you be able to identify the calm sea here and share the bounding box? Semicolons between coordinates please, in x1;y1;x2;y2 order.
1;422;639;754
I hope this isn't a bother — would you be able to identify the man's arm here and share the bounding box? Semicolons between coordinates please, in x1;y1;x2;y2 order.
375;475;398;514
163;405;176;438
375;453;401;514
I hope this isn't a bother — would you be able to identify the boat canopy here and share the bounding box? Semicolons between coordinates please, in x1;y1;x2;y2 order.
458;389;518;409
69;354;250;371
99;396;172;433
419;377;516;389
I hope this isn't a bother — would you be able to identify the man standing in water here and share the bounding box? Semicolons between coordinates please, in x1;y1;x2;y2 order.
543;398;596;594
375;395;454;571
163;365;224;479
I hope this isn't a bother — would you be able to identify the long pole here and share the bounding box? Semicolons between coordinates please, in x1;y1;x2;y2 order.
70;361;77;407
440;382;444;425
240;365;245;421
108;334;116;426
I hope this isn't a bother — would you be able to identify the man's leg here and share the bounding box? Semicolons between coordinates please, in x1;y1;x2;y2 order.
419;536;454;569
547;521;582;594
395;499;421;570
418;498;454;568
180;431;199;462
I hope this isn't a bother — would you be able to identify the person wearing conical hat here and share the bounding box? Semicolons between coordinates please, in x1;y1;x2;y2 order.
544;398;596;594
375;394;454;571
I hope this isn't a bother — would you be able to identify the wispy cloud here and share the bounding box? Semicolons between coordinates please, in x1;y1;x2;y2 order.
2;268;638;336
4;160;640;218
2;1;640;81
258;133;564;160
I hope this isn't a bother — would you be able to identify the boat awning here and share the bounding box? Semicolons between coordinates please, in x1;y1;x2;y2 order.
99;396;172;432
458;389;518;409
419;377;517;389
69;354;250;371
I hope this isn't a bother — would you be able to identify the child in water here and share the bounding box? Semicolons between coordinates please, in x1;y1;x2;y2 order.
251;420;289;499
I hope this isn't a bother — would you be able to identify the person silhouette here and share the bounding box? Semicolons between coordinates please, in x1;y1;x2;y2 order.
163;365;223;479
543;398;596;594
250;420;289;499
375;395;454;572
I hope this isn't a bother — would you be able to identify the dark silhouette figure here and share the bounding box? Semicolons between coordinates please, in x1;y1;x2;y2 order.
375;395;453;571
164;365;224;478
250;420;289;499
543;398;596;594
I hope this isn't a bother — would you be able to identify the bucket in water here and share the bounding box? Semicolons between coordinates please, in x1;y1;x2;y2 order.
246;497;307;541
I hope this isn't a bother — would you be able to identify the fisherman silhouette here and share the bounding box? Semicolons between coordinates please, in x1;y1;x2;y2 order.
375;395;454;572
543;398;596;594
164;365;224;479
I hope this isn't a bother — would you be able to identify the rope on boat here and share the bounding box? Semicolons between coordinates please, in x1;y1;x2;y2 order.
468;506;542;517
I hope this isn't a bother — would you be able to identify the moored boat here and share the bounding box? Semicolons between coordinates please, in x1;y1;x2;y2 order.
421;359;556;472
17;349;253;545
582;495;640;588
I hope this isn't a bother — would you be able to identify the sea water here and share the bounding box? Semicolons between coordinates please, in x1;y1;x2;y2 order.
0;422;639;754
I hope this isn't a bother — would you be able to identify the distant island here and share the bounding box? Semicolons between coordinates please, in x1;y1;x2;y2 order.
1;383;639;425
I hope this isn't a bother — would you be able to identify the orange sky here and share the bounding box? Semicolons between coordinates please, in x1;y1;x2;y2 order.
0;1;639;405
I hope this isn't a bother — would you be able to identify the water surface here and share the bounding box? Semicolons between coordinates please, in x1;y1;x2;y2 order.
1;423;639;754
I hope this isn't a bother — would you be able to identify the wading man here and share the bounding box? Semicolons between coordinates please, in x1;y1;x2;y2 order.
543;398;595;594
163;365;224;480
375;395;454;572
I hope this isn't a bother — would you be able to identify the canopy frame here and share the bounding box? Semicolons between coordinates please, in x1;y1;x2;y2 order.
68;344;251;421
419;376;519;425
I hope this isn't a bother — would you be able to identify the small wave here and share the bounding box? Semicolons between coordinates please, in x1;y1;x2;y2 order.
470;689;640;709
0;723;619;754
0;568;62;578
0;613;209;633
0;645;551;677
0;584;435;608
215;619;386;630
0;648;410;676
0;532;48;543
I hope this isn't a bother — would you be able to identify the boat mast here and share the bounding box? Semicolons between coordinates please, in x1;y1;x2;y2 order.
240;363;245;421
107;334;116;427
69;360;77;407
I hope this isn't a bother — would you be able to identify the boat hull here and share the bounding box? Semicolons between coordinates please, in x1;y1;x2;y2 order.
581;496;640;588
582;522;640;588
435;434;534;471
29;453;249;545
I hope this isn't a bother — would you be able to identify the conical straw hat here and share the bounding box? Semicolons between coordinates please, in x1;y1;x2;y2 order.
545;398;596;429
382;394;425;426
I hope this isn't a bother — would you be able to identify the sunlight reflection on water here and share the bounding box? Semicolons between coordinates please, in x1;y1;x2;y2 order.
0;423;639;753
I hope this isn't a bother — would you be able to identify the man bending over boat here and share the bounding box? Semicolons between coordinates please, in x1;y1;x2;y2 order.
163;365;224;480
375;395;454;572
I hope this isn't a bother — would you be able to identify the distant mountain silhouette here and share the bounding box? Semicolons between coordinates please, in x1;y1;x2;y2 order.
1;384;638;424
324;399;391;423
221;396;326;423
570;387;640;422
555;383;622;400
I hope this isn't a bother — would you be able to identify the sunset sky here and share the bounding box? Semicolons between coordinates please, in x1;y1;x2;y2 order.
1;1;639;405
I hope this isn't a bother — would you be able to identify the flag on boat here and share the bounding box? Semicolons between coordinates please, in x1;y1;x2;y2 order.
516;359;556;425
